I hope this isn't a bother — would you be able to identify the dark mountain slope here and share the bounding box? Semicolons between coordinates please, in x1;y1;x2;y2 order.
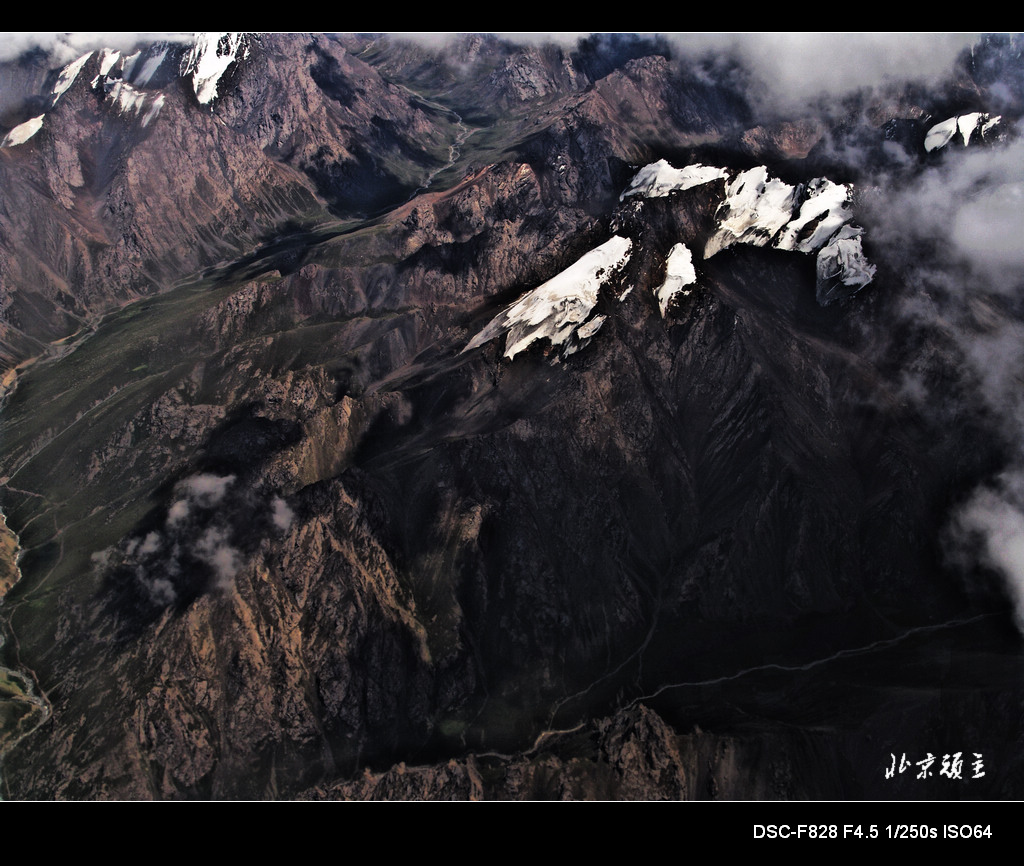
1;32;1023;801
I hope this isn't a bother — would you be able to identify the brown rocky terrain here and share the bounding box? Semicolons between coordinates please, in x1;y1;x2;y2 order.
2;32;1024;802
0;34;459;375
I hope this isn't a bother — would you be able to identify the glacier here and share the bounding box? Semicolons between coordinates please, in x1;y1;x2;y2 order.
625;160;874;303
816;226;875;304
704;167;800;258
466;157;876;365
774;178;854;254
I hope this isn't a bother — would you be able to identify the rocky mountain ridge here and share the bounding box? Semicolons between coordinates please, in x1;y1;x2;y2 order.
2;32;1023;801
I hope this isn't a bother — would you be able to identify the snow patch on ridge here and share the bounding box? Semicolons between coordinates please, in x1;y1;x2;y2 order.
51;51;92;105
1;115;44;147
91;76;165;126
6;42;175;147
704;167;800;258
134;47;169;88
655;243;698;317
104;81;165;126
180;33;248;106
120;50;141;82
464;236;633;360
108;81;147;115
89;46;172;127
141;95;166;127
925;112;1002;152
619;159;728;201
97;48;120;78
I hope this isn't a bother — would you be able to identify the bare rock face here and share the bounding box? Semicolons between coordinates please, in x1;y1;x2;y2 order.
0;140;607;798
218;36;456;210
487;45;587;105
740;118;826;160
2;32;1024;803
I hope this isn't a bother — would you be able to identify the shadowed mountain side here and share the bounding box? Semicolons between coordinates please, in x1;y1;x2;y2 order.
5;205;1007;797
2;32;1024;801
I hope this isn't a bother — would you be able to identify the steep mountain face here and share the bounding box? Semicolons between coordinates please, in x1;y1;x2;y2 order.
2;32;1024;801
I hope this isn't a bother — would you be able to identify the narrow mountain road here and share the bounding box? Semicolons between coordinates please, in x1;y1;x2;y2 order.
477;612;999;763
626;612;996;707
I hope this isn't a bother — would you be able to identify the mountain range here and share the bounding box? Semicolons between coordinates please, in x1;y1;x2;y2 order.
1;31;1023;801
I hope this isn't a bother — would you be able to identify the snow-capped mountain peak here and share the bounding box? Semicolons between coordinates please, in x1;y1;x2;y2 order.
619;159;728;201
619;160;876;305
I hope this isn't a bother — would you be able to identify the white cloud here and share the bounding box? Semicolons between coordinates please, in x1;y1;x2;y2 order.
138;531;162;556
166;499;191;526
721;32;977;111
196;526;240;589
0;32;192;63
864;136;1024;283
949;470;1024;632
951;182;1024;272
864;132;1024;633
271;496;294;532
0;32;979;116
180;473;235;506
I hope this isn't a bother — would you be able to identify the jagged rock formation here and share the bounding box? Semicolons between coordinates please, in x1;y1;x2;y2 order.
2;32;1024;802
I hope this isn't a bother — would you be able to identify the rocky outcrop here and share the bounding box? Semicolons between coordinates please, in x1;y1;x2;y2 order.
740;118;826;160
0;511;19;600
299;703;860;800
302;705;690;800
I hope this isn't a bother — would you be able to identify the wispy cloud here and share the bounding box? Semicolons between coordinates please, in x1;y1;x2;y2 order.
860;128;1024;629
0;32;193;63
717;32;978;112
102;472;292;610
